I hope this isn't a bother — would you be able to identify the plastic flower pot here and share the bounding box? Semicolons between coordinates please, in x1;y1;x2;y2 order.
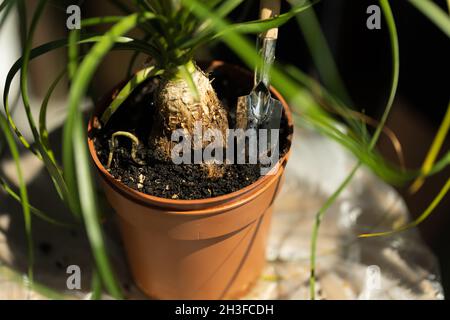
87;61;293;299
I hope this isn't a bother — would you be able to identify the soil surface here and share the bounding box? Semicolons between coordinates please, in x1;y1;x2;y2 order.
91;65;290;200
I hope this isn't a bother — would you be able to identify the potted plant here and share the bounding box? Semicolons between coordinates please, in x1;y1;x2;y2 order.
88;59;294;299
82;0;306;298
84;0;305;299
1;0;449;300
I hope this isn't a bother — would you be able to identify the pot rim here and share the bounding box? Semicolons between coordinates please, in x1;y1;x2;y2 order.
87;61;293;211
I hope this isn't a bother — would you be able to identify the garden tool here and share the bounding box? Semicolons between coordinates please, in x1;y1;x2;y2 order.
236;0;283;132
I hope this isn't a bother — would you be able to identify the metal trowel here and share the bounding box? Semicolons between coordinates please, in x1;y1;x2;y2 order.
236;0;283;132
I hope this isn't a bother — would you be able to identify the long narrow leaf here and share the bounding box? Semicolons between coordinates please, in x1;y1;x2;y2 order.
63;11;157;299
14;0;51;284
309;164;360;299
308;0;400;299
181;1;315;49
0;0;14;29
0;0;14;12
38;68;67;161
0;114;33;281
3;35;157;155
0;177;72;227
410;101;450;193
409;0;450;38
90;268;102;300
20;0;46;144
17;0;81;218
178;62;200;102
360;176;450;238
0;264;68;299
294;0;352;105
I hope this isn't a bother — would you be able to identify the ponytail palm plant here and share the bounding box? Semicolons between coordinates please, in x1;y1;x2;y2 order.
1;0;449;299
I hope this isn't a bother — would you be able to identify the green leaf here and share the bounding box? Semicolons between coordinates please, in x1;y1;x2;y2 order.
0;0;13;12
19;0;47;145
309;0;400;300
68;30;79;79
4;35;157;155
294;0;352;106
409;0;450;38
0;0;14;29
38;68;66;162
225;2;315;34
204;0;224;10
81;16;125;27
410;101;450;192
0;177;73;227
181;1;315;49
0;113;33;281
17;0;81;218
178;61;200;102
309;164;360;299
360;175;450;238
63;11;157;300
13;0;51;284
0;264;69;299
90;268;103;300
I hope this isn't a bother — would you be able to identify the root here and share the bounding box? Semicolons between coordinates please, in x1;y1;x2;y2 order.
107;131;146;168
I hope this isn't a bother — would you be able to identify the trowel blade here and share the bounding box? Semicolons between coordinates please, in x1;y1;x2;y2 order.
236;94;283;131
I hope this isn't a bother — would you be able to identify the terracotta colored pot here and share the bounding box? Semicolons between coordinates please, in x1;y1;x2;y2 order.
88;61;293;299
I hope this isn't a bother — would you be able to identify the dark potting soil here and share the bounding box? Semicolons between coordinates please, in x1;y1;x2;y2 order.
91;65;291;200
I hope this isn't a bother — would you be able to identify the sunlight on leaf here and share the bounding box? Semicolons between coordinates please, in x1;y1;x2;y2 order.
360;176;450;238
410;101;450;193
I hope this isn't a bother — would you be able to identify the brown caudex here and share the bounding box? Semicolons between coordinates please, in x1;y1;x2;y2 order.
87;61;293;299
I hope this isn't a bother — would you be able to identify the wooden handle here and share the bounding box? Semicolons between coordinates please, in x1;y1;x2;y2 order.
260;0;281;39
